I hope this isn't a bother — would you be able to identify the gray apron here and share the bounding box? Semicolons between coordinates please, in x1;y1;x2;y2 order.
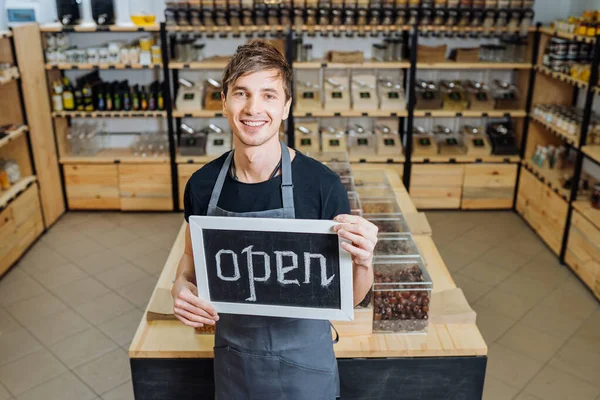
207;141;339;400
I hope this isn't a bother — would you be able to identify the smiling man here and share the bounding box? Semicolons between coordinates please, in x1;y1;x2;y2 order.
172;40;377;400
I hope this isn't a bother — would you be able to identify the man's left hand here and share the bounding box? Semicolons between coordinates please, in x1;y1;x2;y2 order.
333;214;378;270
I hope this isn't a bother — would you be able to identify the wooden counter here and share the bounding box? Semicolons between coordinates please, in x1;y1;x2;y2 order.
129;171;487;399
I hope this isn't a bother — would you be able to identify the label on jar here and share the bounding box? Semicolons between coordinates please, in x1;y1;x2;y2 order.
301;138;312;146
419;138;431;146
184;93;196;100
357;138;369;146
384;138;395;146
331;92;343;99
388;92;400;99
329;139;340;146
476;92;488;101
303;91;315;99
214;139;224;146
211;91;221;100
473;138;485;147
446;138;458;145
359;92;371;99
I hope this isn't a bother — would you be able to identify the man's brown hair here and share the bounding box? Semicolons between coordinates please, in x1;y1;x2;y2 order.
222;40;292;101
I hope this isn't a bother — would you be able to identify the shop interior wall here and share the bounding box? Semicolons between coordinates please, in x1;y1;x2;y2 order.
1;0;599;31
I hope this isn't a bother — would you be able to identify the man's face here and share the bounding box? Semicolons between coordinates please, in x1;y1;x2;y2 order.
222;69;291;147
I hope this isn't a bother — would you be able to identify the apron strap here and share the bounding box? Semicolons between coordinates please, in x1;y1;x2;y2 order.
330;322;340;344
206;150;234;215
280;141;295;219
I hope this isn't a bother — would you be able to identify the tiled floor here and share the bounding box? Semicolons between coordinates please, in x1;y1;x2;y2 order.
0;210;598;399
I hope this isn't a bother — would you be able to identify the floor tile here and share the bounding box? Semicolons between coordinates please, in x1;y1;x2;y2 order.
517;260;570;289
0;383;10;400
6;292;69;327
51;277;111;307
0;328;43;367
482;376;520;400
40;226;84;250
446;235;493;259
549;339;600;386
54;237;106;264
0;273;46;307
0;307;21;335
98;309;145;347
541;286;598;321
145;230;180;251
571;310;600;353
496;272;558;304
74;349;131;395
486;343;545;389
502;230;546;257
498;322;565;363
15;372;96;400
452;273;494;303
112;238;158;263
514;392;543;400
101;380;134;400
478;246;534;272
78;220;121;240
91;227;140;249
521;302;587;341
73;250;129;277
475;287;537;320
0;349;66;395
35;263;88;290
27;309;92;346
130;249;170;277
473;305;517;345
17;243;69;277
115;276;158;308
95;263;149;291
74;292;135;326
460;260;514;287
50;328;118;369
525;365;600;400
438;245;483;272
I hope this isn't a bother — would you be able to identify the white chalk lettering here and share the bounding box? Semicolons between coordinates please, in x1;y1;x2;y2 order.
216;249;240;281
303;252;335;287
242;245;271;302
275;251;300;286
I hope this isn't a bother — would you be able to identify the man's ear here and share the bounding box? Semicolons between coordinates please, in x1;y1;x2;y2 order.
281;97;292;121
221;91;227;114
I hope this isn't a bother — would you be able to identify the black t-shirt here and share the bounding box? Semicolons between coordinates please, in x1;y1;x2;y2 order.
184;151;351;221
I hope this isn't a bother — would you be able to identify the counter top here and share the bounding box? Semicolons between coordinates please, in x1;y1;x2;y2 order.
129;171;486;359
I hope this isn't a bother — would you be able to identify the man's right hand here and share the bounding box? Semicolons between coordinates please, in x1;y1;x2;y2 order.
172;277;220;328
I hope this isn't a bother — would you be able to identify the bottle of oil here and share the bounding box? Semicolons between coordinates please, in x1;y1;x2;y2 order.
62;77;75;111
83;82;94;111
52;80;64;111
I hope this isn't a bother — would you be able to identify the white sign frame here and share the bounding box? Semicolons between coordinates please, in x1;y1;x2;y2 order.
189;216;354;322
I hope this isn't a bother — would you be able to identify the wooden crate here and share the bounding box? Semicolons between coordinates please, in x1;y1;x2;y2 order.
64;164;120;210
119;164;173;211
0;184;44;277
410;165;464;209
516;168;568;255
566;211;600;300
178;164;203;210
461;164;518;209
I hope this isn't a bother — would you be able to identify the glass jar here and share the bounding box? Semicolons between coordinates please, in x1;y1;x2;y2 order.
383;39;394;62
321;126;348;152
303;44;313;62
348;125;377;156
192;43;205;62
373;43;386;62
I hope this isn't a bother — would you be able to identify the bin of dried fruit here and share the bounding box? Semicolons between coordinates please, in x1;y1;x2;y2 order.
373;259;432;333
324;161;353;177
361;198;401;215
353;170;391;187
374;234;419;259
356;184;395;199
366;214;410;235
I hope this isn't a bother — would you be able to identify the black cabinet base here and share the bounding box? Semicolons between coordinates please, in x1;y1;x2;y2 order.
131;356;487;400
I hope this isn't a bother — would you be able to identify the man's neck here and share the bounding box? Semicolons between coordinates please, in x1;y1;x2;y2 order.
232;137;283;183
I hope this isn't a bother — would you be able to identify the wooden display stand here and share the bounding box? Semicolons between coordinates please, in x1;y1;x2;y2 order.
462;164;518;209
130;169;487;399
566;208;600;300
410;164;464;209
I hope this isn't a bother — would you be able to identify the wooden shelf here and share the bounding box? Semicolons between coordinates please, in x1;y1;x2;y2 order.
572;200;600;231
52;111;166;118
0;176;36;211
169;61;229;70
0;31;12;39
0;125;27;151
167;25;287;33
176;155;219;164
582;145;600;164
296;25;409;33
348;155;405;163
414;110;526;118
294;60;410;69
418;25;537;33
0;74;20;87
293;110;408;117
45;63;162;70
530;114;579;147
540;26;596;44
172;110;225;118
40;24;160;33
417;62;532;70
535;65;588;89
522;159;571;200
412;154;520;163
60;149;169;164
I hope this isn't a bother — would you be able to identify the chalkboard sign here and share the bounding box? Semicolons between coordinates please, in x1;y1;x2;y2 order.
189;216;354;321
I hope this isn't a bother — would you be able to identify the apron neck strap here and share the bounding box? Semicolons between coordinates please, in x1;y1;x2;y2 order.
206;141;295;217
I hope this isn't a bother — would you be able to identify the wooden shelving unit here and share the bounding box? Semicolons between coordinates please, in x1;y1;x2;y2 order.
167;25;287;33
169;61;229;70
0;74;20;87
40;24;160;32
412;154;520;163
521;160;571;200
60;149;170;164
572;200;600;230
293;110;408;117
173;110;225;118
582;145;600;164
45;63;162;70
539;26;596;44
535;65;588;88
294;60;411;69
417;62;532;70
0;125;27;149
413;110;527;118
530;114;579;146
0;176;37;210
